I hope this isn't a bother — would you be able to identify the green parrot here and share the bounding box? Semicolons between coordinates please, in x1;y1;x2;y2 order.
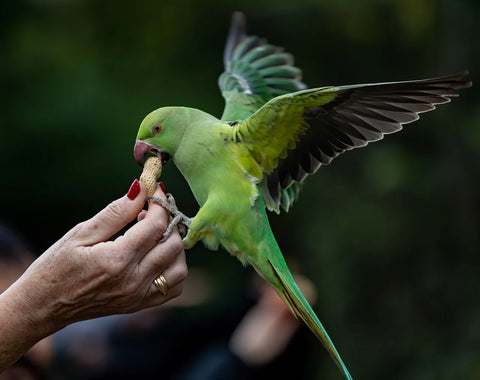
134;12;471;379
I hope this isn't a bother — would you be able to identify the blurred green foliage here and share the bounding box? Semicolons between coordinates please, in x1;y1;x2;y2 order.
1;0;479;378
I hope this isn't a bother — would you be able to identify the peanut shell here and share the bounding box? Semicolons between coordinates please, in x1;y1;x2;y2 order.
140;156;162;196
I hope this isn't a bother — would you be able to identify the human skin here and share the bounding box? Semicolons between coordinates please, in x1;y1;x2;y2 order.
0;181;187;370
0;259;54;378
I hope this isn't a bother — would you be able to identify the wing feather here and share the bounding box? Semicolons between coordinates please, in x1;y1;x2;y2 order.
219;12;306;122
232;71;471;213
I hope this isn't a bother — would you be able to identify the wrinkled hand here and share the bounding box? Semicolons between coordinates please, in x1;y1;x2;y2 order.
0;180;186;369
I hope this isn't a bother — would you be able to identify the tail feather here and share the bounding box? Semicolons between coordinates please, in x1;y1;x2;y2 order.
267;260;353;380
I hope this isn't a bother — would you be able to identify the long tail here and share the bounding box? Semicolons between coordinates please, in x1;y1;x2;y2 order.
254;257;353;380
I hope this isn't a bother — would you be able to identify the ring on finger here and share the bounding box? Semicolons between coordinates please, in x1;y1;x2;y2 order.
153;274;169;296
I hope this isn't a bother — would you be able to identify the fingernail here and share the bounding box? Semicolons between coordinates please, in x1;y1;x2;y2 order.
159;182;166;193
127;179;141;200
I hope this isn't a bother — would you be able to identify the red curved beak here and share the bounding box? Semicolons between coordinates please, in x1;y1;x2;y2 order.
134;140;170;166
134;140;150;166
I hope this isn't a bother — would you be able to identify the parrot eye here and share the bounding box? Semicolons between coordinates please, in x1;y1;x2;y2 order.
152;123;162;134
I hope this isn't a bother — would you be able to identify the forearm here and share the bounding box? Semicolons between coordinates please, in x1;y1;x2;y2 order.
0;275;57;371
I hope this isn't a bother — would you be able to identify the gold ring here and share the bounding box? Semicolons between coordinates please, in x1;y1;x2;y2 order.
153;274;169;296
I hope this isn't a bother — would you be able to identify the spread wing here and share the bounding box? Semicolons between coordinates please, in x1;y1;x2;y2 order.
231;71;471;213
219;12;306;122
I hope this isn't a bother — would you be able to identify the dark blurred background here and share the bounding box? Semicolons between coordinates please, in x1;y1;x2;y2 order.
1;0;479;379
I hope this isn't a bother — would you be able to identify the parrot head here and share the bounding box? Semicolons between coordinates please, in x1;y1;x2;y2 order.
134;107;188;166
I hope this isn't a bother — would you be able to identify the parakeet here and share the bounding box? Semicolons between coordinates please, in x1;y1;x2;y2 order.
134;12;471;379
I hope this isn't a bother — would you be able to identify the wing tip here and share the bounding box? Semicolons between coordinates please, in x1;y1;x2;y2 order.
224;12;247;65
460;71;473;90
447;69;472;90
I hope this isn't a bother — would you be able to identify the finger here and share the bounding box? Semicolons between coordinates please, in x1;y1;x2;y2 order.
139;231;185;279
137;210;148;222
73;180;147;245
147;249;187;304
148;282;185;307
159;248;187;289
143;183;171;222
117;184;171;260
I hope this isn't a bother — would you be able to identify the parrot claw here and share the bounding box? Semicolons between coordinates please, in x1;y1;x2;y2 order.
147;193;191;241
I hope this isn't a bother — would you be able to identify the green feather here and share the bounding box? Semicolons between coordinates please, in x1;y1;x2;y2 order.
220;12;306;122
251;52;295;70
241;44;279;63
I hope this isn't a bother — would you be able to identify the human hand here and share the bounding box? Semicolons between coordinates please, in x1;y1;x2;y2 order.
0;180;186;368
229;274;316;366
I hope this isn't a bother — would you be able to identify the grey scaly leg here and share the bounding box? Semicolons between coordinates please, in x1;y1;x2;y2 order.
147;193;191;241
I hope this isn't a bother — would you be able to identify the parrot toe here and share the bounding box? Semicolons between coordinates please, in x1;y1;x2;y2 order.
148;193;191;242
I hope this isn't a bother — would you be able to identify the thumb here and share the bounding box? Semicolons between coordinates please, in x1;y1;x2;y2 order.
74;179;146;246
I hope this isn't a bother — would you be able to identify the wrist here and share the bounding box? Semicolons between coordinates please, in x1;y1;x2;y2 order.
1;263;64;338
0;278;56;370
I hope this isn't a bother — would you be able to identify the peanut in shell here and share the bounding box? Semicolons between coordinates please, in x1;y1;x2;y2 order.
140;156;162;196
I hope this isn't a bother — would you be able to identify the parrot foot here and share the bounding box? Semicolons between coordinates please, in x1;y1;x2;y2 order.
147;193;191;241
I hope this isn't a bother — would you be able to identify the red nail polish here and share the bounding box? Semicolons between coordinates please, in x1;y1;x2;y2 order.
127;179;141;200
159;182;166;193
